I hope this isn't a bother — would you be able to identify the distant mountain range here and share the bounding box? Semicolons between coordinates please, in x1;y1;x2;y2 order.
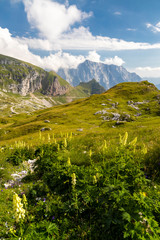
0;54;107;115
58;60;142;89
0;54;105;97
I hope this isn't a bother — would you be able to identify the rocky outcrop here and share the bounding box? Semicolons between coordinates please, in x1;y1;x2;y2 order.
0;54;69;96
8;71;45;96
42;77;69;96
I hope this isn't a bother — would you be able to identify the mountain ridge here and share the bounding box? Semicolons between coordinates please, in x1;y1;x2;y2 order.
58;60;141;89
0;54;70;96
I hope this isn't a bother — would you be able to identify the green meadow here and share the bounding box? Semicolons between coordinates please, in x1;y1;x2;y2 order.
1;81;160;239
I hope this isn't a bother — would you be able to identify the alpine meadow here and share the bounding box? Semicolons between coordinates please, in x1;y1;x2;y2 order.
1;0;160;239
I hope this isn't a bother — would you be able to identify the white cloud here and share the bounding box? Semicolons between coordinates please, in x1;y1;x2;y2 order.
0;27;42;66
17;26;160;51
104;56;125;66
9;0;160;52
146;22;160;33
41;51;85;71
0;27;126;71
134;66;160;78
114;11;122;15
86;51;101;62
126;28;136;32
22;0;92;40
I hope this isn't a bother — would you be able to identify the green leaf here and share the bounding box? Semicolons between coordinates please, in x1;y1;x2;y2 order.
122;212;131;222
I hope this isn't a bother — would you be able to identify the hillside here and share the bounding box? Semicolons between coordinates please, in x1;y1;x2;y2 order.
0;80;160;145
0;54;70;96
75;78;106;95
58;60;142;89
0;55;107;115
1;81;160;239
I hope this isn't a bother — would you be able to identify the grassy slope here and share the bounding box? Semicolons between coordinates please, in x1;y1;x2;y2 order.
1;80;160;238
0;80;160;149
76;79;106;95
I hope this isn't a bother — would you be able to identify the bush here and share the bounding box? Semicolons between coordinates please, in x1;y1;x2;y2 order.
7;135;160;239
7;147;35;165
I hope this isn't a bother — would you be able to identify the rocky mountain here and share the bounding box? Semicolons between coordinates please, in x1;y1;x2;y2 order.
0;54;70;96
0;55;108;116
58;60;141;89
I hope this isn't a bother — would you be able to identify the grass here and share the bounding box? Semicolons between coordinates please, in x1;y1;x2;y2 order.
0;81;159;146
1;81;160;239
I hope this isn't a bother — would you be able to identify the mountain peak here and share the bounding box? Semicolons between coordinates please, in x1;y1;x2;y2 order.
57;61;141;89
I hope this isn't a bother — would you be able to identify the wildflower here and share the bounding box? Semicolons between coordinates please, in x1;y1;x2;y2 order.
140;192;147;197
52;216;55;220
48;134;51;142
13;193;25;223
93;175;97;184
70;132;73;139
129;137;137;146
89;149;92;158
9;226;16;234
64;138;67;148
120;132;128;145
142;144;147;154
104;140;107;149
123;132;128;145
72;173;76;187
22;194;27;208
67;157;71;166
43;198;46;202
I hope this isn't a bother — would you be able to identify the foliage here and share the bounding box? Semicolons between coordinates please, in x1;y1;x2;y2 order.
6;146;35;165
1;134;160;239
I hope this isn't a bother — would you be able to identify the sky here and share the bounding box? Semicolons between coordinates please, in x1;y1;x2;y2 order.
1;0;160;80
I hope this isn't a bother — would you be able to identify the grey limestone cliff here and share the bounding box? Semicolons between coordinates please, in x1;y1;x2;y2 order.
58;60;141;89
0;54;69;96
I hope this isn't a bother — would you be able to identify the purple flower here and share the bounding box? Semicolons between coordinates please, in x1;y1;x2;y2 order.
1;189;3;192
52;216;55;220
145;174;149;179
43;198;46;202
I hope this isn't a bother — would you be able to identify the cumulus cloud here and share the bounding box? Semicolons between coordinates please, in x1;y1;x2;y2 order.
0;27;42;66
41;51;85;71
135;66;160;78
8;0;160;52
104;56;125;66
18;26;160;51
22;0;92;40
0;27;126;72
146;22;160;33
86;51;101;62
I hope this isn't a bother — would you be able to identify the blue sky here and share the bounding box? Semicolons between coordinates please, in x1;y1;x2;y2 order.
1;0;160;79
